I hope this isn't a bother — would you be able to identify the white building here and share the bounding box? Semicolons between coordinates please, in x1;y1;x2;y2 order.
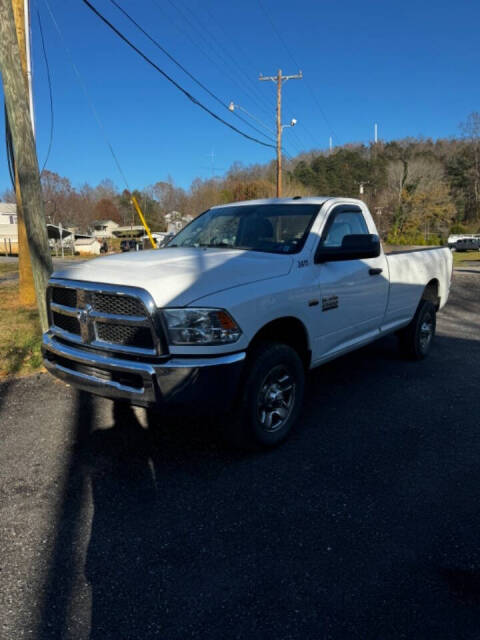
0;202;18;255
0;202;17;225
165;211;193;235
91;219;119;239
75;237;102;255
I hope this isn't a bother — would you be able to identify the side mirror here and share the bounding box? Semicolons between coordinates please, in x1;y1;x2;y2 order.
315;234;381;263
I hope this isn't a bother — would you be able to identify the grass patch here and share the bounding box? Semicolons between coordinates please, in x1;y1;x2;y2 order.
0;278;43;378
453;251;480;265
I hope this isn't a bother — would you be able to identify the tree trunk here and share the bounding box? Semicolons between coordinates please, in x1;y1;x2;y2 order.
0;0;52;330
11;0;36;305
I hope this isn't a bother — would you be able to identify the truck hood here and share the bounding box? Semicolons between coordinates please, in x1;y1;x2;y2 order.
52;247;293;307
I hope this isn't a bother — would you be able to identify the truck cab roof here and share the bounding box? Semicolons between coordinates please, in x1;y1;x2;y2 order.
210;196;365;209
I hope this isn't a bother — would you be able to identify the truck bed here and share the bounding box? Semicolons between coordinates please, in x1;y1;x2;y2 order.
383;246;452;331
384;245;447;255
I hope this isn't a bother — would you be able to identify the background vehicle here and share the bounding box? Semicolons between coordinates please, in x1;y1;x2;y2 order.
42;197;452;448
448;234;461;248
455;237;480;252
120;239;143;252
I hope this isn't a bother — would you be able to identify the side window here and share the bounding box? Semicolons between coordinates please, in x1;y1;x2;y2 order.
321;206;369;248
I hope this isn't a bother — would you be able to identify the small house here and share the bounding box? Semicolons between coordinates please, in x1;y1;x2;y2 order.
75;237;102;255
165;211;193;234
0;203;18;255
91;219;119;239
0;202;17;225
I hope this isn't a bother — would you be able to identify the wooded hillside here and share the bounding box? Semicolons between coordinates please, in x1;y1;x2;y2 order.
4;112;480;244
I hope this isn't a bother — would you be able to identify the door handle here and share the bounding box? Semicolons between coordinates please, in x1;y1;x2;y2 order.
369;268;383;276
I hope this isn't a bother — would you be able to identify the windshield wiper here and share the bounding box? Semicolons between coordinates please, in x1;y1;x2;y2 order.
166;242;236;249
198;243;234;248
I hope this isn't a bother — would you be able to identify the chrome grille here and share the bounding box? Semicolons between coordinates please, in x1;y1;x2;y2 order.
52;287;77;308
52;311;80;336
96;323;153;348
48;280;162;356
91;292;145;316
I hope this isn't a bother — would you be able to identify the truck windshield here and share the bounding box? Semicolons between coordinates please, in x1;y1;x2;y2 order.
167;204;320;254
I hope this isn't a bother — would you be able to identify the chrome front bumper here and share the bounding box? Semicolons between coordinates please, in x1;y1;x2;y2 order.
42;332;246;410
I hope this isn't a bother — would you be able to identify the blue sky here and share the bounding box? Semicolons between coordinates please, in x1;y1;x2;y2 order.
1;0;479;193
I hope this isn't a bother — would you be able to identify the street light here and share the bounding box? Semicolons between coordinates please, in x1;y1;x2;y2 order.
282;118;297;130
228;101;275;134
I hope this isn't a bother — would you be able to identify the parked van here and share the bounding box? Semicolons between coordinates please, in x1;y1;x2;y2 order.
455;237;480;252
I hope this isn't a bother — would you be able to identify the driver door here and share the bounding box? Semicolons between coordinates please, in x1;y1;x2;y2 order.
310;204;389;362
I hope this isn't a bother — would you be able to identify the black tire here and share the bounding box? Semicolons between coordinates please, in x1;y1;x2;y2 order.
227;341;305;449
398;299;436;360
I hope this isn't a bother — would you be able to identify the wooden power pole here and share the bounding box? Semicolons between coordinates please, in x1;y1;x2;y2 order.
259;69;302;197
11;0;36;305
0;0;52;329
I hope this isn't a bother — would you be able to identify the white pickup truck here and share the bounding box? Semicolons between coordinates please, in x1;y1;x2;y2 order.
43;197;452;447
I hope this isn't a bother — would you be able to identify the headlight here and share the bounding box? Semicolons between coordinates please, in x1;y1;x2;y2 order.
162;308;242;345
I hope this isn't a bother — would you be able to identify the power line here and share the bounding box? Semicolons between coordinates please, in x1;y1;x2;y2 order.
228;102;274;134
151;0;272;121
189;1;300;155
198;2;278;117
4;104;15;188
106;0;275;144
161;0;275;121
37;8;54;175
288;125;309;153
256;0;337;144
150;0;296;156
80;0;276;150
43;0;131;189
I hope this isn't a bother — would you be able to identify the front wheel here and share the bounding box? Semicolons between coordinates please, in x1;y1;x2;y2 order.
398;299;436;360
227;341;305;449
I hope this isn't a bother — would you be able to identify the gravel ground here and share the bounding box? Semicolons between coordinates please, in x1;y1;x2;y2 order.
0;270;480;639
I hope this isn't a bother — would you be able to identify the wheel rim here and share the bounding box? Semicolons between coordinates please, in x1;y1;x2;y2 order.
419;313;434;352
257;365;296;433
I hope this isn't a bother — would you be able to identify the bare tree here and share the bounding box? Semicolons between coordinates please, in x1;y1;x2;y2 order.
460;112;480;220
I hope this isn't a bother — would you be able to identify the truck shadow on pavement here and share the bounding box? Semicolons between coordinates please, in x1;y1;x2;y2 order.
37;333;480;640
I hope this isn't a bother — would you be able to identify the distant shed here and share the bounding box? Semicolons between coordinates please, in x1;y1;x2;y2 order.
75;237;101;255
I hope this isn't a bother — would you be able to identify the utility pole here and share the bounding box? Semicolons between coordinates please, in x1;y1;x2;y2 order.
23;0;34;135
204;149;224;178
11;0;36;305
0;0;52;329
356;181;370;197
374;123;378;144
259;69;302;197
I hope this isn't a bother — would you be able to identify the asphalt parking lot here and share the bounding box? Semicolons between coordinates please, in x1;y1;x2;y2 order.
1;269;480;639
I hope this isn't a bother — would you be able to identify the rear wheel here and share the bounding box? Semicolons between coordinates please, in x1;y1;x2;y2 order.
398;299;436;360
228;341;305;449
